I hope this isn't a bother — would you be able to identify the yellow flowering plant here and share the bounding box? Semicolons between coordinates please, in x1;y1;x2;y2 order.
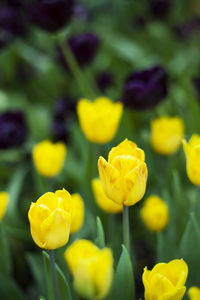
64;239;114;299
151;116;184;155
0;192;9;222
77;97;123;144
188;287;200;300
182;134;200;186
70;193;85;233
141;195;169;232
143;259;188;300
32;140;67;177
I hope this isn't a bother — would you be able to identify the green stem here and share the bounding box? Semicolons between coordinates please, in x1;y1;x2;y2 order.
59;40;95;99
123;205;130;254
48;250;60;300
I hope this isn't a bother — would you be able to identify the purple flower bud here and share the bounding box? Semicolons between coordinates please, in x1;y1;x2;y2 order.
52;119;68;143
150;0;171;19
0;111;27;149
175;18;200;39
193;77;200;100
27;0;74;32
54;97;76;117
121;66;168;110
96;71;114;92
57;32;100;68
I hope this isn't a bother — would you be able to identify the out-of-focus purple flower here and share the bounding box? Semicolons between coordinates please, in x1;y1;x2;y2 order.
175;18;200;39
57;32;100;69
96;71;114;92
193;77;200;100
121;66;168;110
150;0;171;19
73;4;89;21
54;97;76;117
27;0;74;32
0;111;27;149
52;119;69;143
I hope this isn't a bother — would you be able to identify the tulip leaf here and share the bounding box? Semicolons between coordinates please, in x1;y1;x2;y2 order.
109;245;135;300
43;251;72;300
0;224;11;276
95;216;105;248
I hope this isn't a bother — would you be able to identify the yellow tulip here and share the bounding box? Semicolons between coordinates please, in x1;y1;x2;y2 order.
28;189;72;250
98;139;148;206
151;116;184;155
188;287;200;300
77;97;123;144
141;195;169;232
32;140;66;177
142;259;188;300
64;239;113;299
92;178;123;213
182;134;200;186
71;193;84;234
0;192;9;221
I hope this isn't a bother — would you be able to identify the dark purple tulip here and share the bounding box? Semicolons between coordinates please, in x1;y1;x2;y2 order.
193;77;200;100
58;32;100;68
54;97;76;117
52;119;68;143
121;66;168;110
150;0;171;19
96;71;114;92
0;111;27;149
175;18;200;39
27;0;74;32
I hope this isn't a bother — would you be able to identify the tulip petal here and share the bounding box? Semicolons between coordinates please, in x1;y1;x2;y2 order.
167;259;188;288
41;208;71;249
161;287;186;300
150;273;174;298
55;189;72;212
98;156;123;204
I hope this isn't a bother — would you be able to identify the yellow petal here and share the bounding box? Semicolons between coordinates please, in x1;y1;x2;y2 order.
98;156;123;204
167;259;188;288
161;287;186;300
0;192;9;221
188;286;200;300
71;193;84;233
40;208;71;249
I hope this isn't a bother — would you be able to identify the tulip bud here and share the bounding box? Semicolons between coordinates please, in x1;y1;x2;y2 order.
32;140;66;177
98;139;148;206
188;286;200;300
70;193;84;234
77;97;123;144
92;178;123;213
28;189;72;250
0;192;9;222
182;134;200;186
64;239;113;299
151;116;184;155
141;195;169;232
143;259;188;300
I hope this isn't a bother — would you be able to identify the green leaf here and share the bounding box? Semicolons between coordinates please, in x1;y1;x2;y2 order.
180;212;200;284
109;245;135;300
0;224;11;276
43;251;72;300
95;216;105;248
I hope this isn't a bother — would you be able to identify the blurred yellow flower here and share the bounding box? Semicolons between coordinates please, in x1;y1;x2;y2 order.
182;134;200;186
71;193;84;234
28;189;72;250
64;239;113;299
141;195;169;232
151;116;184;155
77;97;123;144
92;178;123;213
0;192;9;221
188;286;200;300
32;140;66;177
143;259;188;300
98;139;148;206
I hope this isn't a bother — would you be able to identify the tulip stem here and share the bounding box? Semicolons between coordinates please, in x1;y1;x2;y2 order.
59;40;95;99
48;250;60;300
123;205;130;254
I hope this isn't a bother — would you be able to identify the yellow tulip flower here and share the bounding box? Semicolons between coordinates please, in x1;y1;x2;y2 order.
188;286;200;300
142;259;188;300
32;140;66;177
151;116;184;155
98;139;148;206
0;192;9;221
64;239;113;299
182;134;200;186
71;193;84;234
28;189;72;250
77;97;123;144
141;195;169;232
92;178;123;213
